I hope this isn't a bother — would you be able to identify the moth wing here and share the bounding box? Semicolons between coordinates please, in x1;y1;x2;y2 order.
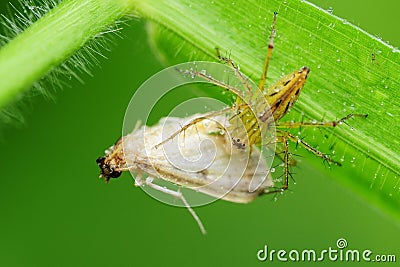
123;114;274;203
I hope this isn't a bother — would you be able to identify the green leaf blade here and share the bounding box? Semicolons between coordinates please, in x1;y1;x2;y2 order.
137;0;400;220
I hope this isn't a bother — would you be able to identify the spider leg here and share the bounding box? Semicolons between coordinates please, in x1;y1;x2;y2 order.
276;114;368;129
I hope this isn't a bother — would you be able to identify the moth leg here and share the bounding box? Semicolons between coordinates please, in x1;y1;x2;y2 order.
276;113;368;129
134;174;207;235
259;11;278;92
278;130;341;166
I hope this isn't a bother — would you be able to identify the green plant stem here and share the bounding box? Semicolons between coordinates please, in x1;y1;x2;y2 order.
0;0;135;108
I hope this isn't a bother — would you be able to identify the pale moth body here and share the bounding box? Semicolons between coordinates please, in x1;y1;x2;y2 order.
122;114;274;203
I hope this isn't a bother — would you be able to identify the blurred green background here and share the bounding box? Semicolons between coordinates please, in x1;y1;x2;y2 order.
0;0;399;266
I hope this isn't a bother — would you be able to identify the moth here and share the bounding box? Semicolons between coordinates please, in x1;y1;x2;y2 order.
96;12;367;234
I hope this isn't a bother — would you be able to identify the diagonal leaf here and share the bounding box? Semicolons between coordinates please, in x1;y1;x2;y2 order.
135;0;400;220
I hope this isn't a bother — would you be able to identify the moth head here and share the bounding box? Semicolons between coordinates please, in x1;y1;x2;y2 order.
96;156;122;183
